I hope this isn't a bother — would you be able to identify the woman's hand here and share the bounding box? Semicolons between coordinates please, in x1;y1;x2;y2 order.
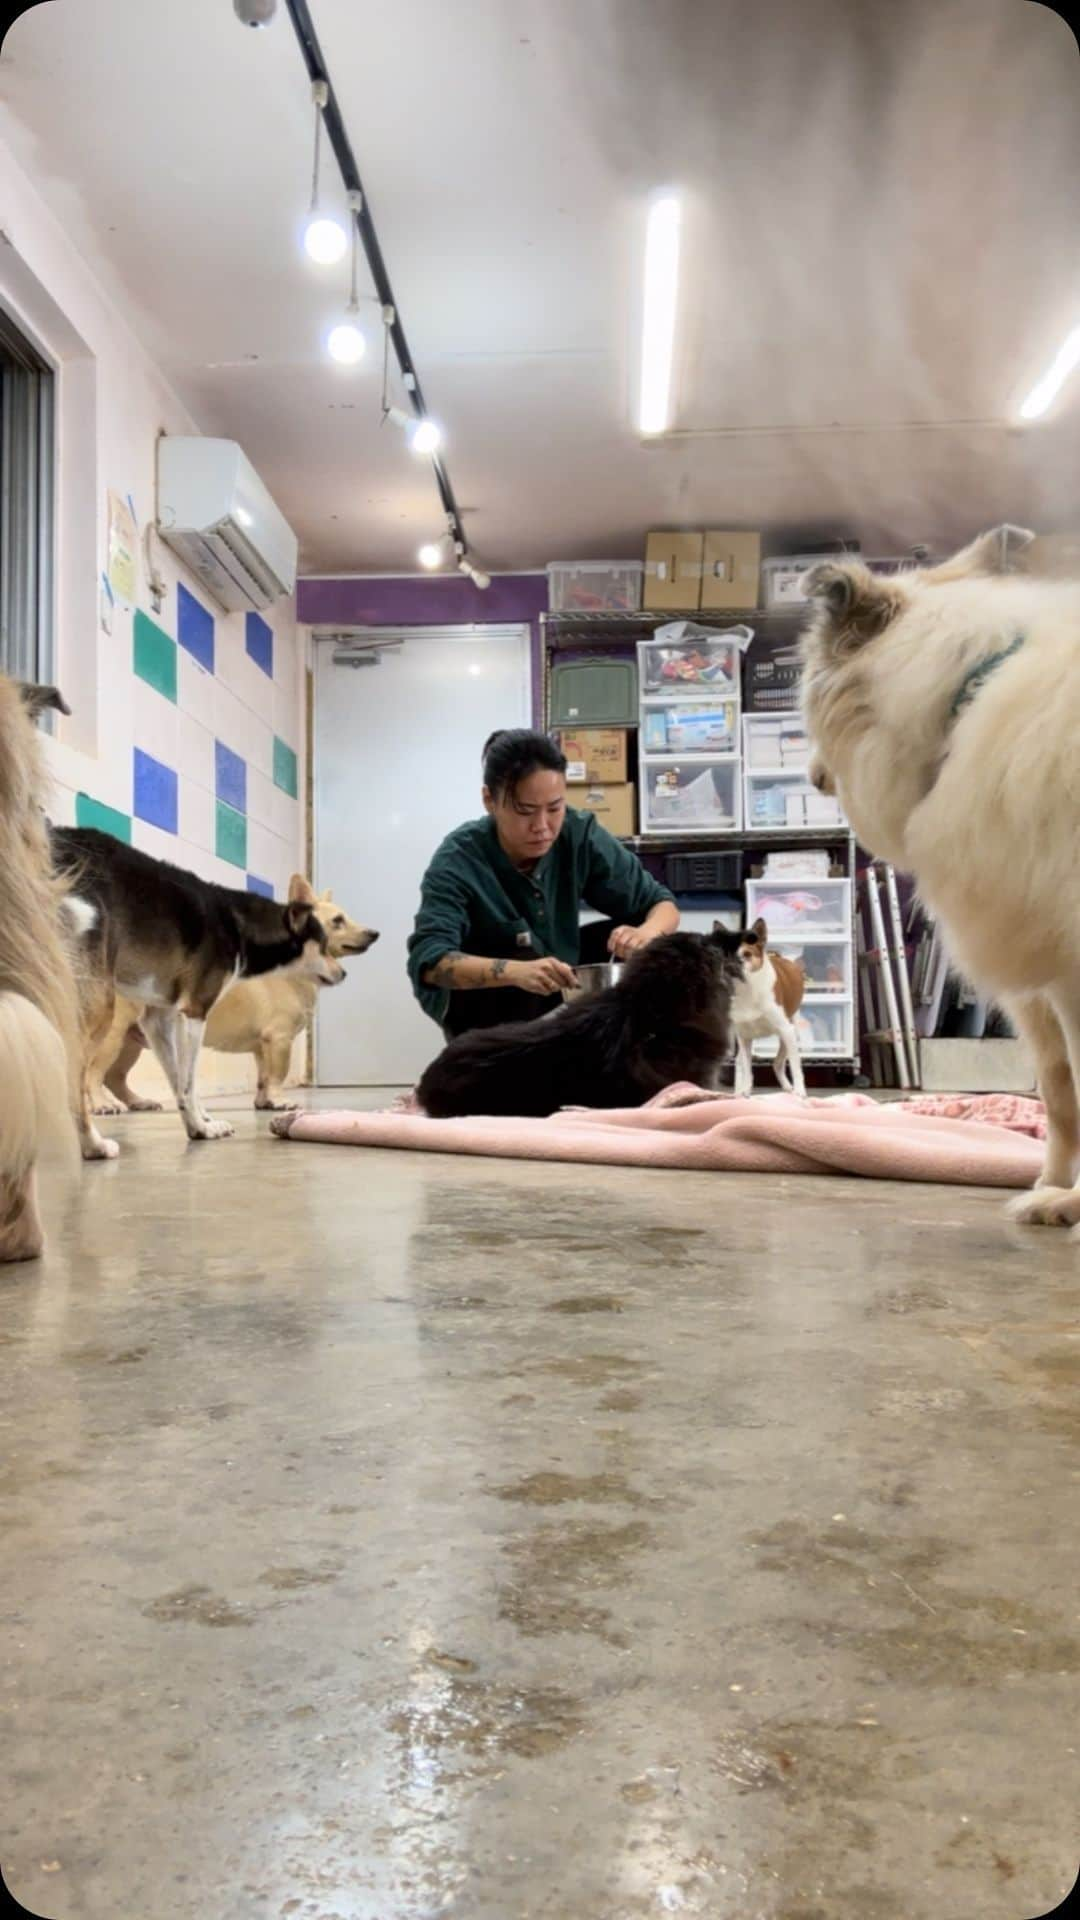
508;956;579;995
607;924;653;959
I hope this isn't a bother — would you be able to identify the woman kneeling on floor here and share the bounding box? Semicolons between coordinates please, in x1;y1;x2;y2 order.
407;728;679;1037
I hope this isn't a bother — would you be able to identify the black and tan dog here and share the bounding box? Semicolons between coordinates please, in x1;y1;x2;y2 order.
52;828;344;1155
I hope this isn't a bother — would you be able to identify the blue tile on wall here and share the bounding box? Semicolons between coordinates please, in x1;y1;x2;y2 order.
246;612;273;679
247;873;274;899
133;748;178;834
177;582;215;673
215;738;247;813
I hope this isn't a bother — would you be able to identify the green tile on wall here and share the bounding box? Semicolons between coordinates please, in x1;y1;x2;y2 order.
273;735;298;799
216;799;247;869
75;793;132;843
133;610;177;703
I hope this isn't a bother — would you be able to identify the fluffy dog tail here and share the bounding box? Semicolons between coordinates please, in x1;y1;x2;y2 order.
0;990;77;1176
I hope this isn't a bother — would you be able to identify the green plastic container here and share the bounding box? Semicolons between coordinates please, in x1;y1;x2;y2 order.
549;658;638;726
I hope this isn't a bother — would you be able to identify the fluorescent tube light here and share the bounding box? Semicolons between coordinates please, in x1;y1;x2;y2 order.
1018;325;1080;420
638;194;681;436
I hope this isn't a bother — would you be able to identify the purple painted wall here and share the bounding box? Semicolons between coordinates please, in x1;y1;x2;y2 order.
297;573;549;722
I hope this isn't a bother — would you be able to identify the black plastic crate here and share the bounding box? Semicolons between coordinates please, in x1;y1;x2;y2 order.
743;636;803;713
665;851;744;893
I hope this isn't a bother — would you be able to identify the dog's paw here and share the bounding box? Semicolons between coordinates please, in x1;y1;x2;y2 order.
124;1097;163;1113
1035;1164;1078;1192
82;1133;120;1161
254;1096;297;1113
92;1093;127;1116
1006;1185;1080;1228
187;1118;235;1142
0;1222;44;1261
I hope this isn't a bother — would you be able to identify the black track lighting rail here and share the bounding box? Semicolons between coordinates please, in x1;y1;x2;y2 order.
282;0;469;557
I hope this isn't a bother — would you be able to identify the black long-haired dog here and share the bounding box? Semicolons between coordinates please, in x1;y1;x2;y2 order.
417;929;743;1119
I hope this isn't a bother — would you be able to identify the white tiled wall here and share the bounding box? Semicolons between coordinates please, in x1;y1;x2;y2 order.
1;128;308;1099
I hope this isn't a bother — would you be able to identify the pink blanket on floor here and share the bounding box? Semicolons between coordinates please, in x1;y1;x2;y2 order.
270;1087;1044;1188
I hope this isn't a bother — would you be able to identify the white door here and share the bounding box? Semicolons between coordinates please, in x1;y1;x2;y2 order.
313;625;532;1085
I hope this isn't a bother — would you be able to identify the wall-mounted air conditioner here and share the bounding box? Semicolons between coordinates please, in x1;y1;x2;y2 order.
156;436;298;613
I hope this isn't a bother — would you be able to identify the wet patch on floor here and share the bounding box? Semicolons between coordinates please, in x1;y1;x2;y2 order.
424;1649;477;1675
599;1387;643;1412
63;1343;150;1366
493;1470;644;1507
750;1517;952;1591
748;1516;1079;1684
1029;1345;1080;1382
850;1616;1080;1687
546;1293;628;1314
388;1673;585;1763
498;1516;652;1643
873;1285;952;1315
141;1584;254;1627
1035;1402;1080;1444
257;1564;342;1591
535;1352;644;1387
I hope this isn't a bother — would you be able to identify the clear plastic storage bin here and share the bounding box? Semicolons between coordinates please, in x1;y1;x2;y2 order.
641;757;741;834
753;999;853;1059
768;939;852;998
761;553;836;608
641;698;739;756
745;772;845;830
745;876;851;936
638;635;741;698
547;561;643;614
742;711;811;771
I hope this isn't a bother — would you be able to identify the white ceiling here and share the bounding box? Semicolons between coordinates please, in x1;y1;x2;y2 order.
2;0;1079;572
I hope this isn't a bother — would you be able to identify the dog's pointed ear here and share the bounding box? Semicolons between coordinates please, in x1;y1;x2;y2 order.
803;559;896;646
285;874;317;933
801;561;865;619
926;525;1036;582
752;916;768;943
18;681;71;720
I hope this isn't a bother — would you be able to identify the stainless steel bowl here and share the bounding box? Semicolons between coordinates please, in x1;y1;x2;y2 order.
561;960;623;1004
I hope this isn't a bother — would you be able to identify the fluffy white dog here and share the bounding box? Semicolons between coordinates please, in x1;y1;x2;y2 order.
799;525;1080;1232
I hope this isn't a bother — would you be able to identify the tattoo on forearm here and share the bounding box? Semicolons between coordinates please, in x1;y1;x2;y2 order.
433;951;465;988
490;957;509;982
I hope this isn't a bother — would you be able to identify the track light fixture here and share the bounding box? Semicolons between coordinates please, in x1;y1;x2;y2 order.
325;190;366;365
303;81;347;264
384;404;443;456
281;0;481;576
458;556;491;590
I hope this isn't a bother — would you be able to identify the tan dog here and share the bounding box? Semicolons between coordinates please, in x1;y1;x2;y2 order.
93;890;377;1114
799;523;1080;1231
728;917;806;1096
0;678;80;1261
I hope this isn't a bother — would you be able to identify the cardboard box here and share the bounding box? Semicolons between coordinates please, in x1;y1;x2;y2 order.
553;727;628;785
1019;532;1080;578
700;531;761;610
643;531;704;610
573;782;636;838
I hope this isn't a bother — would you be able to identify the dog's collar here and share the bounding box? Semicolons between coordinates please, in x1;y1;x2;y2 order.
948;631;1025;724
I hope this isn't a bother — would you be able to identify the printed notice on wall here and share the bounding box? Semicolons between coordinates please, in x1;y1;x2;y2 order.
107;489;138;606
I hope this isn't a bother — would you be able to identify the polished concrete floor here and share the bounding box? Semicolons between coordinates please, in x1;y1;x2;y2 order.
2;1091;1079;1920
